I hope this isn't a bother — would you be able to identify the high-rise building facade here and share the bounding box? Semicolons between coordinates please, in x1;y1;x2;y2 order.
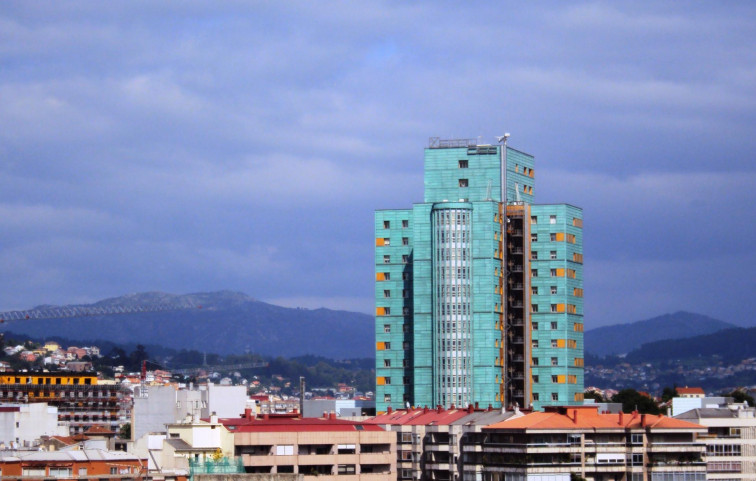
375;137;583;413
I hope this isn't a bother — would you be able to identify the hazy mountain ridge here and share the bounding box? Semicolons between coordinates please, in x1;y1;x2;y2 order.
585;311;737;357
6;291;374;359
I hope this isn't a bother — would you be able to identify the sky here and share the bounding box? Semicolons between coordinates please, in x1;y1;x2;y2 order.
1;1;755;328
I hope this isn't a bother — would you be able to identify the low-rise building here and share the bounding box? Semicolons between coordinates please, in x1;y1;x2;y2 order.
225;410;396;481
470;405;707;481
0;403;68;448
0;449;144;480
676;405;756;481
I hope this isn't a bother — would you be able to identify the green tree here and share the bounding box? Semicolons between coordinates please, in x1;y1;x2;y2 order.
611;389;661;414
727;389;755;406
119;423;131;440
584;390;605;403
661;386;678;403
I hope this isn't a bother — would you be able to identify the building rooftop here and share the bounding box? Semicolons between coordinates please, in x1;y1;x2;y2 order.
218;412;385;433
677;387;706;395
365;406;489;426
484;406;706;431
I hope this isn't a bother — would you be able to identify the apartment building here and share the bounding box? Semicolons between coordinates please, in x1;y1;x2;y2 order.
465;405;706;481
375;136;583;413
0;372;123;434
0;449;144;480
222;411;395;481
366;405;522;481
676;405;756;481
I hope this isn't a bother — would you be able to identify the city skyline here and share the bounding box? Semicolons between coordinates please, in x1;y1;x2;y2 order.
1;2;755;328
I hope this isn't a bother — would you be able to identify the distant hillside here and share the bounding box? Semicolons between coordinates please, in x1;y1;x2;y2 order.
1;291;374;359
585;311;736;357
623;326;756;365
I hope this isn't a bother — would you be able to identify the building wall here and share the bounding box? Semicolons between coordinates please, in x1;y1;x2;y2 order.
375;139;583;413
202;384;248;419
530;204;584;409
234;429;395;481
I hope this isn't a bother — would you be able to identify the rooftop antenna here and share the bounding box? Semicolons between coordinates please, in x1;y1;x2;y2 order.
497;133;511;202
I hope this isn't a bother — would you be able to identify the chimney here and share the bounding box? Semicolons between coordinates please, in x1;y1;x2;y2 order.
423;406;429;414
323;411;328;419
572;409;578;424
619;411;624;425
387;406;393;414
641;414;647;427
329;412;337;420
475;402;479;410
450;404;456;410
487;404;493;412
436;405;443;414
244;408;252;420
467;404;474;414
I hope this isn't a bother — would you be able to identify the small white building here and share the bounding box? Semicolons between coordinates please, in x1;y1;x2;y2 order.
0;403;69;448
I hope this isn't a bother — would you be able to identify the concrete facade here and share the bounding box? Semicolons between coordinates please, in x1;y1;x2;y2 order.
0;403;68;448
375;137;584;413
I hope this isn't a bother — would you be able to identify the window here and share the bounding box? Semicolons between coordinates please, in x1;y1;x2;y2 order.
533;393;540;401
532;269;538;277
532;375;539;383
551;321;557;329
531;233;538;242
384;342;391;349
402;272;411;281
383;255;390;264
23;468;47;476
402;255;409;264
531;251;538;260
551;304;558;313
338;465;356;474
551;375;558;383
531;286;538;295
550;233;557;241
459;179;469;187
385;394;392;402
531;304;538;313
632;453;643;466
402;237;409;246
552;393;559;401
532;322;539;330
550;250;557;260
384;324;391;333
276;445;294;455
385;377;391;385
551;286;557;295
532;357;539;365
384;221;390;229
403;307;410;315
384;272;391;281
78;467;88;476
631;433;643;444
403;359;410;367
383;238;391;246
403;342;409;350
550;215;556;224
384;290;391;298
531;216;537;224
458;160;468;168
111;467;119;474
551;357;558;366
384;307;391;315
402;219;409;228
532;340;539;348
551;339;558;347
403;289;410;298
550;268;557;277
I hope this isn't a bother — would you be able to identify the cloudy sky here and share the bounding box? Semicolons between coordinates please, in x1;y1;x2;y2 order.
1;1;754;328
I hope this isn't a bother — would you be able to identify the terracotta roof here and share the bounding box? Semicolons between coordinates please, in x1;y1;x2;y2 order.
50;435;79;446
677;387;705;395
365;407;474;426
218;416;385;433
85;425;116;435
484;406;706;431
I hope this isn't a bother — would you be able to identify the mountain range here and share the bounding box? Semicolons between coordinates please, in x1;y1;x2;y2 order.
584;311;737;357
0;291;374;359
1;291;746;364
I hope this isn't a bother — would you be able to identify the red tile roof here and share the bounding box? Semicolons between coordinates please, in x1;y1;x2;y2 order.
84;425;116;435
365;407;473;426
677;387;705;395
484;406;705;431
218;415;385;433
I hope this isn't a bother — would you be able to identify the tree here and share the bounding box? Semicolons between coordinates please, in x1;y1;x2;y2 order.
727;389;755;406
584;390;605;403
119;423;131;440
611;389;661;414
128;345;149;371
661;386;678;403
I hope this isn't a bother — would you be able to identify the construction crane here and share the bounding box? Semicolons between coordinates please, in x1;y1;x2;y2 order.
0;300;202;323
